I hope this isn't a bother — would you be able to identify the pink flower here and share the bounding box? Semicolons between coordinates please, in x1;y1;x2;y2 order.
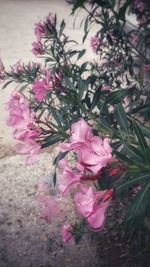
42;69;53;90
15;139;41;164
13;126;41;141
138;15;147;26
79;137;112;174
134;0;146;12
144;64;150;72
32;80;49;102
101;85;111;91
32;41;44;55
38;195;63;221
60;118;93;152
60;119;112;174
109;168;119;176
46;12;55;27
34;22;47;41
62;223;73;243
90;36;101;53
74;185;113;229
130;33;139;46
34;13;55;41
6;91;31;128
87;201;109;229
58;159;81;196
6;91;41;163
11;60;25;74
28;62;41;71
74;184;103;218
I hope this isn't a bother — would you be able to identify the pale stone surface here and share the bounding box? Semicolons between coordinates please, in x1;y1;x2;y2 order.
0;1;99;266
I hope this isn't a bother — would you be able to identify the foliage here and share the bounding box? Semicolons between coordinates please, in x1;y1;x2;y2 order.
1;0;150;252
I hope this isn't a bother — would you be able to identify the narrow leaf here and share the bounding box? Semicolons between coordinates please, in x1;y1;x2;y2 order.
126;182;150;229
114;103;129;134
105;89;132;105
132;121;148;152
117;172;150;192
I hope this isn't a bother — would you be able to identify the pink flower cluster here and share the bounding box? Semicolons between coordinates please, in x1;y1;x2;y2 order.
60;118;112;175
130;33;139;46
11;60;25;74
90;36;101;53
75;185;113;229
32;69;53;102
134;0;148;26
6;91;41;164
134;0;146;13
144;64;150;72
32;41;44;56
32;13;55;55
58;118;113;229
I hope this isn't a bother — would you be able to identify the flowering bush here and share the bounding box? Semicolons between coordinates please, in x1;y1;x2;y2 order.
1;0;150;247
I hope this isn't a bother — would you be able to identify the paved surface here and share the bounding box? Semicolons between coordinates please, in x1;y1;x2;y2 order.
0;1;100;267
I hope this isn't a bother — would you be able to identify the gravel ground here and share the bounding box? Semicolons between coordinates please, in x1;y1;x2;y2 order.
0;1;101;266
0;148;100;267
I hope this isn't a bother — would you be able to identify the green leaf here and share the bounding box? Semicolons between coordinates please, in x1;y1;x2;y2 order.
104;89;132;105
42;134;63;148
82;16;89;43
140;124;150;138
1;80;14;89
77;49;86;60
114;103;129;134
126;182;150;229
53;151;68;166
78;79;88;99
72;0;87;13
59;19;65;37
49;106;63;128
90;87;101;110
53;171;57;186
118;0;132;20
132;121;148;152
138;63;144;86
114;151;131;164
117;172;150;192
124;144;144;162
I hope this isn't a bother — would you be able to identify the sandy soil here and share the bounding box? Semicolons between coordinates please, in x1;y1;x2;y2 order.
0;1;100;266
